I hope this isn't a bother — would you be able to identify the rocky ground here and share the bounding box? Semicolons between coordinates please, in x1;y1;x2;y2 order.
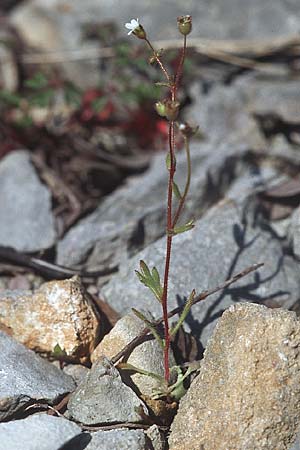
1;0;300;449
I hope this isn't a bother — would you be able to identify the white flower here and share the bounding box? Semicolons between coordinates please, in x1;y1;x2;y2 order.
125;18;140;35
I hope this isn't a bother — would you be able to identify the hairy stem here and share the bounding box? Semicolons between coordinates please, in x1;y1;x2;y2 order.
145;38;172;84
161;120;176;382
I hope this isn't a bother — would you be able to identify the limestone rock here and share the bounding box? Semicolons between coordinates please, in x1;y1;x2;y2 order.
92;312;175;397
169;303;300;450
0;414;81;450
67;356;148;425
0;276;100;363
0;150;56;252
0;332;75;421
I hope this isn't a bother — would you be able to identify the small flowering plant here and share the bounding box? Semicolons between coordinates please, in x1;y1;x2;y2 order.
122;15;198;396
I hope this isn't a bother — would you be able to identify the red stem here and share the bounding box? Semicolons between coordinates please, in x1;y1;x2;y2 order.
161;119;176;383
144;35;187;383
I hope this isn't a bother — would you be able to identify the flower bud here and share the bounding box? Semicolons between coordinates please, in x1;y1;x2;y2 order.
164;99;180;121
178;122;199;137
155;101;167;117
133;24;147;40
156;99;181;121
177;15;192;36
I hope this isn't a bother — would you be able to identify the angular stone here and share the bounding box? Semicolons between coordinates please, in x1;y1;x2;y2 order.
63;364;90;386
91;312;175;397
0;150;56;252
85;429;146;450
0;414;81;450
67;356;148;425
0;276;100;363
101;198;300;349
0;332;75;421
169;303;300;450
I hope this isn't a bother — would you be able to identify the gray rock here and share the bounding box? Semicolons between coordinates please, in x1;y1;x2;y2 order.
145;425;165;450
289;207;300;261
0;414;81;450
0;150;56;252
169;303;300;450
63;364;90;386
101;198;300;349
0;331;75;421
85;428;147;450
188;75;300;147
67;356;148;425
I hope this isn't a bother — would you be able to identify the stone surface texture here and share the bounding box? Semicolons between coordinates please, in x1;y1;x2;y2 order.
169;303;300;450
92;312;175;397
289;207;300;261
0;150;56;252
101;198;300;348
0;276;100;363
85;428;147;450
0;332;75;421
67;356;148;425
0;414;81;450
63;363;90;385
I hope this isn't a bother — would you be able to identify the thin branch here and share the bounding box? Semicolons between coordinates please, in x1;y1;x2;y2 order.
111;262;264;364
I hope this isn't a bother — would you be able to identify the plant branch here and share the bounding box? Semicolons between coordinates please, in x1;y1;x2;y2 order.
145;38;172;84
111;262;264;365
172;135;191;228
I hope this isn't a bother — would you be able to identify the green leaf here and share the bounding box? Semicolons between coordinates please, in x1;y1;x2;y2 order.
170;219;195;236
172;181;182;200
170;289;196;337
52;343;67;358
118;362;165;382
64;83;82;107
155;82;171;88
0;90;21;106
15;115;33;128
131;308;165;349
166;152;176;171
28;89;55;107
25;72;48;90
135;260;163;302
91;96;108;113
166;152;171;171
